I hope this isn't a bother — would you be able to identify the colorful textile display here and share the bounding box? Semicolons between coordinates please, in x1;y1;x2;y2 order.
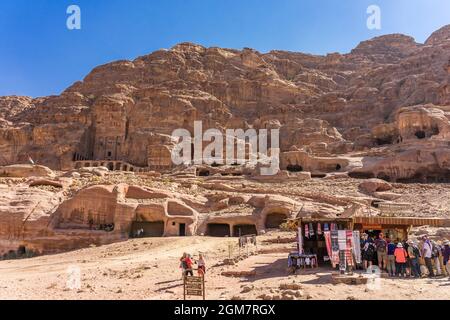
352;231;362;264
338;231;347;272
298;227;304;254
338;230;347;250
317;223;322;235
339;250;347;272
305;224;309;239
324;223;329;232
345;230;354;267
324;231;332;262
331;230;340;267
331;223;337;231
309;223;315;237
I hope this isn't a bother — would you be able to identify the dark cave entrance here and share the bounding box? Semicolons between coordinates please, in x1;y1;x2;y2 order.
415;130;426;139
206;224;230;237
287;164;303;172
265;213;288;229
232;224;257;237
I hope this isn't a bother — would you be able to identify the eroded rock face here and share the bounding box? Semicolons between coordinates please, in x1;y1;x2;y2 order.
0;25;449;173
1;26;450;256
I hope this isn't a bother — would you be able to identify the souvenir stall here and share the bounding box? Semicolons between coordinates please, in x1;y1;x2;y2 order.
294;217;362;273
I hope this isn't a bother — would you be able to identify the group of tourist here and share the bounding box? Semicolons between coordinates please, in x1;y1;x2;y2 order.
361;233;450;278
180;253;206;278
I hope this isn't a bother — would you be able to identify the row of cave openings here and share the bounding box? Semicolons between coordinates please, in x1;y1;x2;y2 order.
130;213;288;238
376;129;440;146
196;168;244;177
74;161;139;172
286;163;342;178
348;170;450;184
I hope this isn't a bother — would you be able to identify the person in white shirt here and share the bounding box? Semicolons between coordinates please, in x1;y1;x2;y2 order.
421;235;435;277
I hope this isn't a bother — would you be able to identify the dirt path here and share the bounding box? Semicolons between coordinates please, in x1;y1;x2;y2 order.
0;233;449;300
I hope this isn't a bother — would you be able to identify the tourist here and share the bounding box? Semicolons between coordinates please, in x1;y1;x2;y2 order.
197;253;206;277
362;235;375;270
386;239;397;277
443;240;450;279
375;232;387;270
184;254;194;277
180;253;187;277
431;241;442;276
403;240;411;277
394;243;408;278
407;240;421;278
421;235;435;277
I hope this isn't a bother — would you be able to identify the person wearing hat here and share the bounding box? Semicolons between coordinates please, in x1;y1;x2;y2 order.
443;240;450;279
421;235;435;277
394;242;408;277
407;240;421;278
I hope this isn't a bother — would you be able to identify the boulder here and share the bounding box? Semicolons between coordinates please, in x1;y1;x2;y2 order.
359;179;393;194
0;164;55;178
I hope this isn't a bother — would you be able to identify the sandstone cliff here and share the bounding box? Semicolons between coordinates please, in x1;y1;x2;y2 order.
1;26;449;172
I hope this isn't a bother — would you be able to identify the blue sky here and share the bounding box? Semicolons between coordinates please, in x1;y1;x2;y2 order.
0;0;449;97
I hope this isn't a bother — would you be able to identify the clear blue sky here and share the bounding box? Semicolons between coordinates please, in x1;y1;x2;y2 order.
0;0;449;97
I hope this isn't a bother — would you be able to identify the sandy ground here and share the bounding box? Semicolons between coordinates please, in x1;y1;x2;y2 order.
0;231;449;300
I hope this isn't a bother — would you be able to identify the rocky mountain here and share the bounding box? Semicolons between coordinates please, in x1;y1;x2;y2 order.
1;26;450;257
0;25;449;175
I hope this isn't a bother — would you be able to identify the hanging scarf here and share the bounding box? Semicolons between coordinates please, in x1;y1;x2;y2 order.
309;223;315;237
305;224;309;239
324;223;330;232
324;231;332;265
352;231;362;264
331;230;340;267
345;230;354;267
317;223;322;235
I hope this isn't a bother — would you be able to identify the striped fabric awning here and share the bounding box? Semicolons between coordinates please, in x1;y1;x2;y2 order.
353;216;448;227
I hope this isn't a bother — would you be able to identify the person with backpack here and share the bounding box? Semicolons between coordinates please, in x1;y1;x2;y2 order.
394;243;408;277
375;232;387;270
362;236;375;270
407;240;422;278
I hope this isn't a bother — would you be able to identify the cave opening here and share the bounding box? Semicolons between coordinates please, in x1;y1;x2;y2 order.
348;172;375;179
376;137;393;146
233;224;257;237
287;164;303;172
206;224;230;237
198;170;210;177
415;131;426;139
377;172;391;182
265;213;288;229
